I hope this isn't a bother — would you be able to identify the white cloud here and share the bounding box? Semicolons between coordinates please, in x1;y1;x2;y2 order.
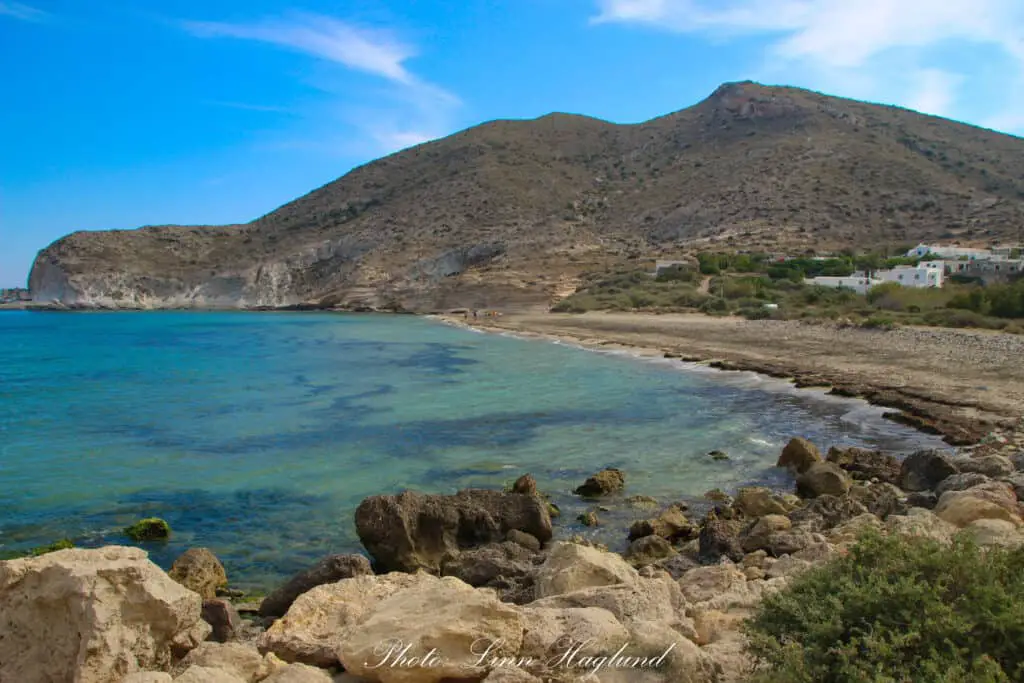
592;0;1024;132
0;1;46;21
182;13;459;154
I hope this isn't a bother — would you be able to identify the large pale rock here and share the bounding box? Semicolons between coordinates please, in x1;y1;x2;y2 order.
623;535;676;568
960;519;1024;547
777;437;822;475
173;642;265;682
121;674;173;683
338;575;524;683
0;546;209;683
518;606;629;663
885;508;958;543
934;472;990;498
355;489;552;573
952;454;1014;478
174;666;247;683
258;572;422;666
262;662;337;682
169;548;228;600
482;668;542;683
934;484;1023;528
899;450;958;492
529;576;695;641
534;542;637;599
796;462;852;498
259;554;373;618
826;512;885;546
677;564;747;607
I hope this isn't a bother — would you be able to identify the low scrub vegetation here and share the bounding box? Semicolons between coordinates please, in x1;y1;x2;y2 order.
554;258;1024;333
745;532;1024;682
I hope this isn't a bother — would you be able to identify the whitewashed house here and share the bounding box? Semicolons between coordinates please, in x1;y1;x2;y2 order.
874;264;944;288
805;272;883;294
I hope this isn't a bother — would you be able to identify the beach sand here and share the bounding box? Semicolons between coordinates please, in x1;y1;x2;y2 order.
440;311;1024;446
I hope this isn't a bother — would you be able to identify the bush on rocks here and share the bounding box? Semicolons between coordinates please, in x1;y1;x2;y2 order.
745;531;1024;682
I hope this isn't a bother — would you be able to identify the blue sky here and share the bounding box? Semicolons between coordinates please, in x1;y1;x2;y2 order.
2;0;1023;287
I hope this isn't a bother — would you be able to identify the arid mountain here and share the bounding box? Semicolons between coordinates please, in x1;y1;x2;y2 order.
29;81;1024;310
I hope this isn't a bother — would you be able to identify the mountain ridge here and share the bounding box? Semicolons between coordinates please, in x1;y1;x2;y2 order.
28;81;1024;310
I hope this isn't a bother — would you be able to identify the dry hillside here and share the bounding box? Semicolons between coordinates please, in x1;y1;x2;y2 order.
28;81;1024;310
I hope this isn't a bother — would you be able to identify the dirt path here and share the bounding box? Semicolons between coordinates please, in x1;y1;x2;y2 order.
443;311;1024;445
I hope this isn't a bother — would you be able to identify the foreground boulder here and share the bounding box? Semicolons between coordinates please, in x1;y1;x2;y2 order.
338;575;524;683
776;437;822;475
534;541;638;598
259;554;373;618
0;546;209;683
628;503;695;542
899;450;958;491
354;489;552;573
574;468;626;497
169;548;228;600
933;482;1023;528
796;462;852;498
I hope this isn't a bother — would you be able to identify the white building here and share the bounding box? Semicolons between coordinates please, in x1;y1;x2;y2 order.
874;264;944;288
653;260;694;276
905;244;991;261
805;272;883;294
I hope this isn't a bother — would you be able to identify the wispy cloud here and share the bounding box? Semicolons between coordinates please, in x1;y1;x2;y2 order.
592;0;1024;132
182;12;459;153
0;1;46;21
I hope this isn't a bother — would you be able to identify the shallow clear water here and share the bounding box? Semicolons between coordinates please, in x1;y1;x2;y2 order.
0;311;946;588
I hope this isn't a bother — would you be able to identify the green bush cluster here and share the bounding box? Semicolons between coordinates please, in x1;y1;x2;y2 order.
745;532;1024;682
124;517;172;542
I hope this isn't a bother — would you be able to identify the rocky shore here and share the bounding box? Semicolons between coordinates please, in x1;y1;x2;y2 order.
440;312;1024;445
2;428;1023;683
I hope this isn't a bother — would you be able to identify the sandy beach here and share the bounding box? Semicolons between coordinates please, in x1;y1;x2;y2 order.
441;312;1024;446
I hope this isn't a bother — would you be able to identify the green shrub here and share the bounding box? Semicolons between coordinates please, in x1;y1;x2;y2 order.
30;539;74;556
860;314;896;330
124;518;171;542
654;264;698;283
745;532;1024;682
699;297;730;314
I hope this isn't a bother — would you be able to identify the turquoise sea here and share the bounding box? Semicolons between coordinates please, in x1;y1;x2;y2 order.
0;311;947;589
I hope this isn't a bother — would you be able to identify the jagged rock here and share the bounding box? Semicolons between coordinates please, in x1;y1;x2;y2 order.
765;556;813;579
175;666;247;683
792;541;840;564
173;642;266;682
826;446;900;483
849;482;906;519
740;515;813;557
578;510;601;526
203;598;242;643
951;454;1015;478
0;546;209;683
934;482;1023;528
708;450;730;461
886;508;958;543
788;494;868;531
534;542;638;598
258;572;423;667
934;472;991;498
626;494;660;508
511;473;537;495
698;515;744;564
259;554;373;618
1011;451;1024;472
742;550;769;569
651;553;700;579
121;674;173;683
731;487;795;517
627;504;695;542
506;529;542;552
703;489;732;504
899;450;959;492
776;437;822;474
1006;473;1024;501
574;468;625;497
623;535;676;567
482;669;542;683
796;462;852;498
354;489;552;573
338;575;524;683
440;541;538;603
169;548;228;600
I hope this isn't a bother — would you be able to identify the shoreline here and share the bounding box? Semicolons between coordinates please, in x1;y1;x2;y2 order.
434;312;1024;449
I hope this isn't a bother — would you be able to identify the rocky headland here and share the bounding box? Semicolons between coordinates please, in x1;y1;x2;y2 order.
3;427;1023;683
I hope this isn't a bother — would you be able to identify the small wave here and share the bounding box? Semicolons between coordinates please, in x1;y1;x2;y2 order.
748;437;776;447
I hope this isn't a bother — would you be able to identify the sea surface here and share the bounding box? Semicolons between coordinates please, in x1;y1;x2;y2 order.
0;311;948;589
